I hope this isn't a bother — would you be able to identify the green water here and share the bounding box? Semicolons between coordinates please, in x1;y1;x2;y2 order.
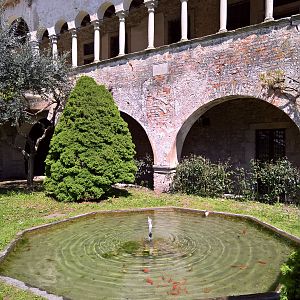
0;210;296;299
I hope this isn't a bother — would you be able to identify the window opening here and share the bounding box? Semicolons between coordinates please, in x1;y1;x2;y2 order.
227;0;250;30
256;129;286;162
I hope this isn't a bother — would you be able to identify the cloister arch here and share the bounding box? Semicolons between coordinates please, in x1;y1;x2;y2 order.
10;17;29;42
120;112;155;188
177;97;300;169
98;2;116;20
55;19;68;35
39;29;50;51
75;11;90;28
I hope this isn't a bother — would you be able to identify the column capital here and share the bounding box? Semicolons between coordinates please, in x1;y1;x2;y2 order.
69;28;77;38
28;31;38;43
91;19;102;29
116;10;128;21
180;0;188;3
144;0;158;11
49;34;58;44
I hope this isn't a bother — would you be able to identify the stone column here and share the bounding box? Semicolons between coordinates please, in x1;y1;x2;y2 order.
49;34;58;59
70;28;78;67
92;20;101;62
29;32;40;55
265;0;274;21
153;165;177;192
219;0;227;32
145;0;157;49
180;0;189;41
116;11;127;56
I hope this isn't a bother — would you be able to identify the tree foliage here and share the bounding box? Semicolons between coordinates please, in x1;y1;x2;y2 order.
0;13;70;186
44;76;137;202
280;250;300;300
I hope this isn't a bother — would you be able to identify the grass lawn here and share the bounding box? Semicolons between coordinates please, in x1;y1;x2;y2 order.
0;186;299;299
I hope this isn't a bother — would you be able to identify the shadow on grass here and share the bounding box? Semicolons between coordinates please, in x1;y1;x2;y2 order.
0;181;44;195
0;180;131;201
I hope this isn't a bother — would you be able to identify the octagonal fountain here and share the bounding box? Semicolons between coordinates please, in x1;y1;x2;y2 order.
0;208;299;299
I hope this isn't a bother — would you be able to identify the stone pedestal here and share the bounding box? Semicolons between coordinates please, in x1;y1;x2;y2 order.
153;165;176;192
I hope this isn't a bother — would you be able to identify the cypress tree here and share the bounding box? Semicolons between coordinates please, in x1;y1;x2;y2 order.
44;76;136;202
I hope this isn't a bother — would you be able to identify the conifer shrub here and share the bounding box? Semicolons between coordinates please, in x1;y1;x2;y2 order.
44;76;137;202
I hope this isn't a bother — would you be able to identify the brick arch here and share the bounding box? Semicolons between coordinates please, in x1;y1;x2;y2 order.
7;15;32;31
120;111;155;188
75;11;90;28
36;27;46;41
175;95;300;163
119;111;156;163
54;19;68;34
97;2;116;19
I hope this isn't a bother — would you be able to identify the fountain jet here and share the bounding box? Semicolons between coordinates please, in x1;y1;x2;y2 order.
148;217;153;241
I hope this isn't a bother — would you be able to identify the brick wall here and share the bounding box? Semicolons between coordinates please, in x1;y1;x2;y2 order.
182;98;300;168
76;17;300;189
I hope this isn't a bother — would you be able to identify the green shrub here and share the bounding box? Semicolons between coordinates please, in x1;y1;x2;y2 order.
44;76;137;202
280;250;300;300
134;154;154;189
172;156;300;204
171;155;232;197
244;159;300;204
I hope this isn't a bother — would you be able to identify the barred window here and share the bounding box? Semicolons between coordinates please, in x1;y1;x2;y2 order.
256;129;285;162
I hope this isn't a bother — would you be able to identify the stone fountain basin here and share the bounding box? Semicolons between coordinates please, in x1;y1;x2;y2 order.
0;207;299;300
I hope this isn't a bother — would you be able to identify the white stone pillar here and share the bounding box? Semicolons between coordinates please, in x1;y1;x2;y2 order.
50;34;58;59
70;28;78;67
265;0;274;21
145;0;157;49
92;20;101;62
29;32;40;55
219;0;227;32
180;0;189;41
116;11;127;56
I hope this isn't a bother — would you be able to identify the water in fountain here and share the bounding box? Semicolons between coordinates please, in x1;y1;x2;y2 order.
0;210;296;299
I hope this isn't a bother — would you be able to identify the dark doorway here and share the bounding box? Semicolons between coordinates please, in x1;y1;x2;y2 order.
25;119;53;176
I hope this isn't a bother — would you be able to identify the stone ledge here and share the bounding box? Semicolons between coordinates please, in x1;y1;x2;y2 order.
73;14;300;74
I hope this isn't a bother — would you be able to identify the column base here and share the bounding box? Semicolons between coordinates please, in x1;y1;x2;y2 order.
218;29;228;33
180;38;188;42
153;165;177;193
264;17;274;22
118;53;125;57
146;46;155;50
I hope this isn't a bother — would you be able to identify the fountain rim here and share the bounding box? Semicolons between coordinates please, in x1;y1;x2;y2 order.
0;206;299;300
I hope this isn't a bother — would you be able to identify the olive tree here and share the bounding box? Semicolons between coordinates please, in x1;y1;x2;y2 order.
0;11;70;187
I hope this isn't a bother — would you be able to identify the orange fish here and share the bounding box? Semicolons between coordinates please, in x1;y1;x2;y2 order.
143;268;150;273
146;277;154;285
258;260;267;265
231;264;248;270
